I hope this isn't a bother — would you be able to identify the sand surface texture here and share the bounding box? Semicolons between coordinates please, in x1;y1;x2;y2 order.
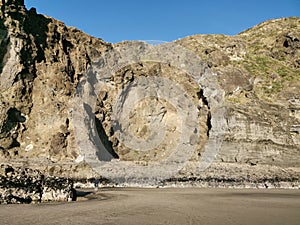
1;188;299;225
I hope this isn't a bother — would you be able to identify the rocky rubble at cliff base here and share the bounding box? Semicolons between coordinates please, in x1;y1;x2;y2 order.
1;162;298;204
0;164;76;204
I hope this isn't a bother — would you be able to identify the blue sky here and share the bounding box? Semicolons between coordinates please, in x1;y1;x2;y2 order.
24;0;300;43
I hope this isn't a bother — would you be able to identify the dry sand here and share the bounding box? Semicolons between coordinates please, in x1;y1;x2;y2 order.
0;188;299;225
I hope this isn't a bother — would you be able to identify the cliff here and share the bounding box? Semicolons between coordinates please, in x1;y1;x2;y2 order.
0;0;299;192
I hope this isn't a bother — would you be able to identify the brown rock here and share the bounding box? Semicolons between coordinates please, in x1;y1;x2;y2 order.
0;0;299;188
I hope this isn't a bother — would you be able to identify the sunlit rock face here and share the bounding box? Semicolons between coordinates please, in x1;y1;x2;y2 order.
0;0;299;189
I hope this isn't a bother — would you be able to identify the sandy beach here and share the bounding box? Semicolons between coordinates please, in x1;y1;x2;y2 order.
0;188;299;225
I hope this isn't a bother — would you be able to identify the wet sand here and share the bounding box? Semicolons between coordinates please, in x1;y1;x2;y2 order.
0;188;299;225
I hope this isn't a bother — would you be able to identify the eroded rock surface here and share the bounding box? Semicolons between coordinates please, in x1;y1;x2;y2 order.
0;164;74;204
0;0;111;162
177;18;300;169
0;0;299;191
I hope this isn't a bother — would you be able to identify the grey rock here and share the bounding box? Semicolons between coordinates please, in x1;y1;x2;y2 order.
0;0;299;191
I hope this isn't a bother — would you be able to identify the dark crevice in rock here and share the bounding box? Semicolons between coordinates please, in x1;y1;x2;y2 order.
8;137;20;149
95;115;119;160
197;89;212;137
197;89;210;109
207;111;212;137
5;166;14;174
66;57;75;83
62;38;74;55
7;108;26;122
283;39;289;48
83;103;119;161
1;108;25;133
0;27;8;75
283;35;299;48
23;9;52;64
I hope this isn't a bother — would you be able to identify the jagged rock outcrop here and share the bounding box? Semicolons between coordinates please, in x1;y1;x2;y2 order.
0;0;299;192
0;0;111;162
0;164;75;204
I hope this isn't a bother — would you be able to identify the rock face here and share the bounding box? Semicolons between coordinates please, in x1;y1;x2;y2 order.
0;0;299;190
177;20;300;169
0;0;111;163
0;164;74;204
